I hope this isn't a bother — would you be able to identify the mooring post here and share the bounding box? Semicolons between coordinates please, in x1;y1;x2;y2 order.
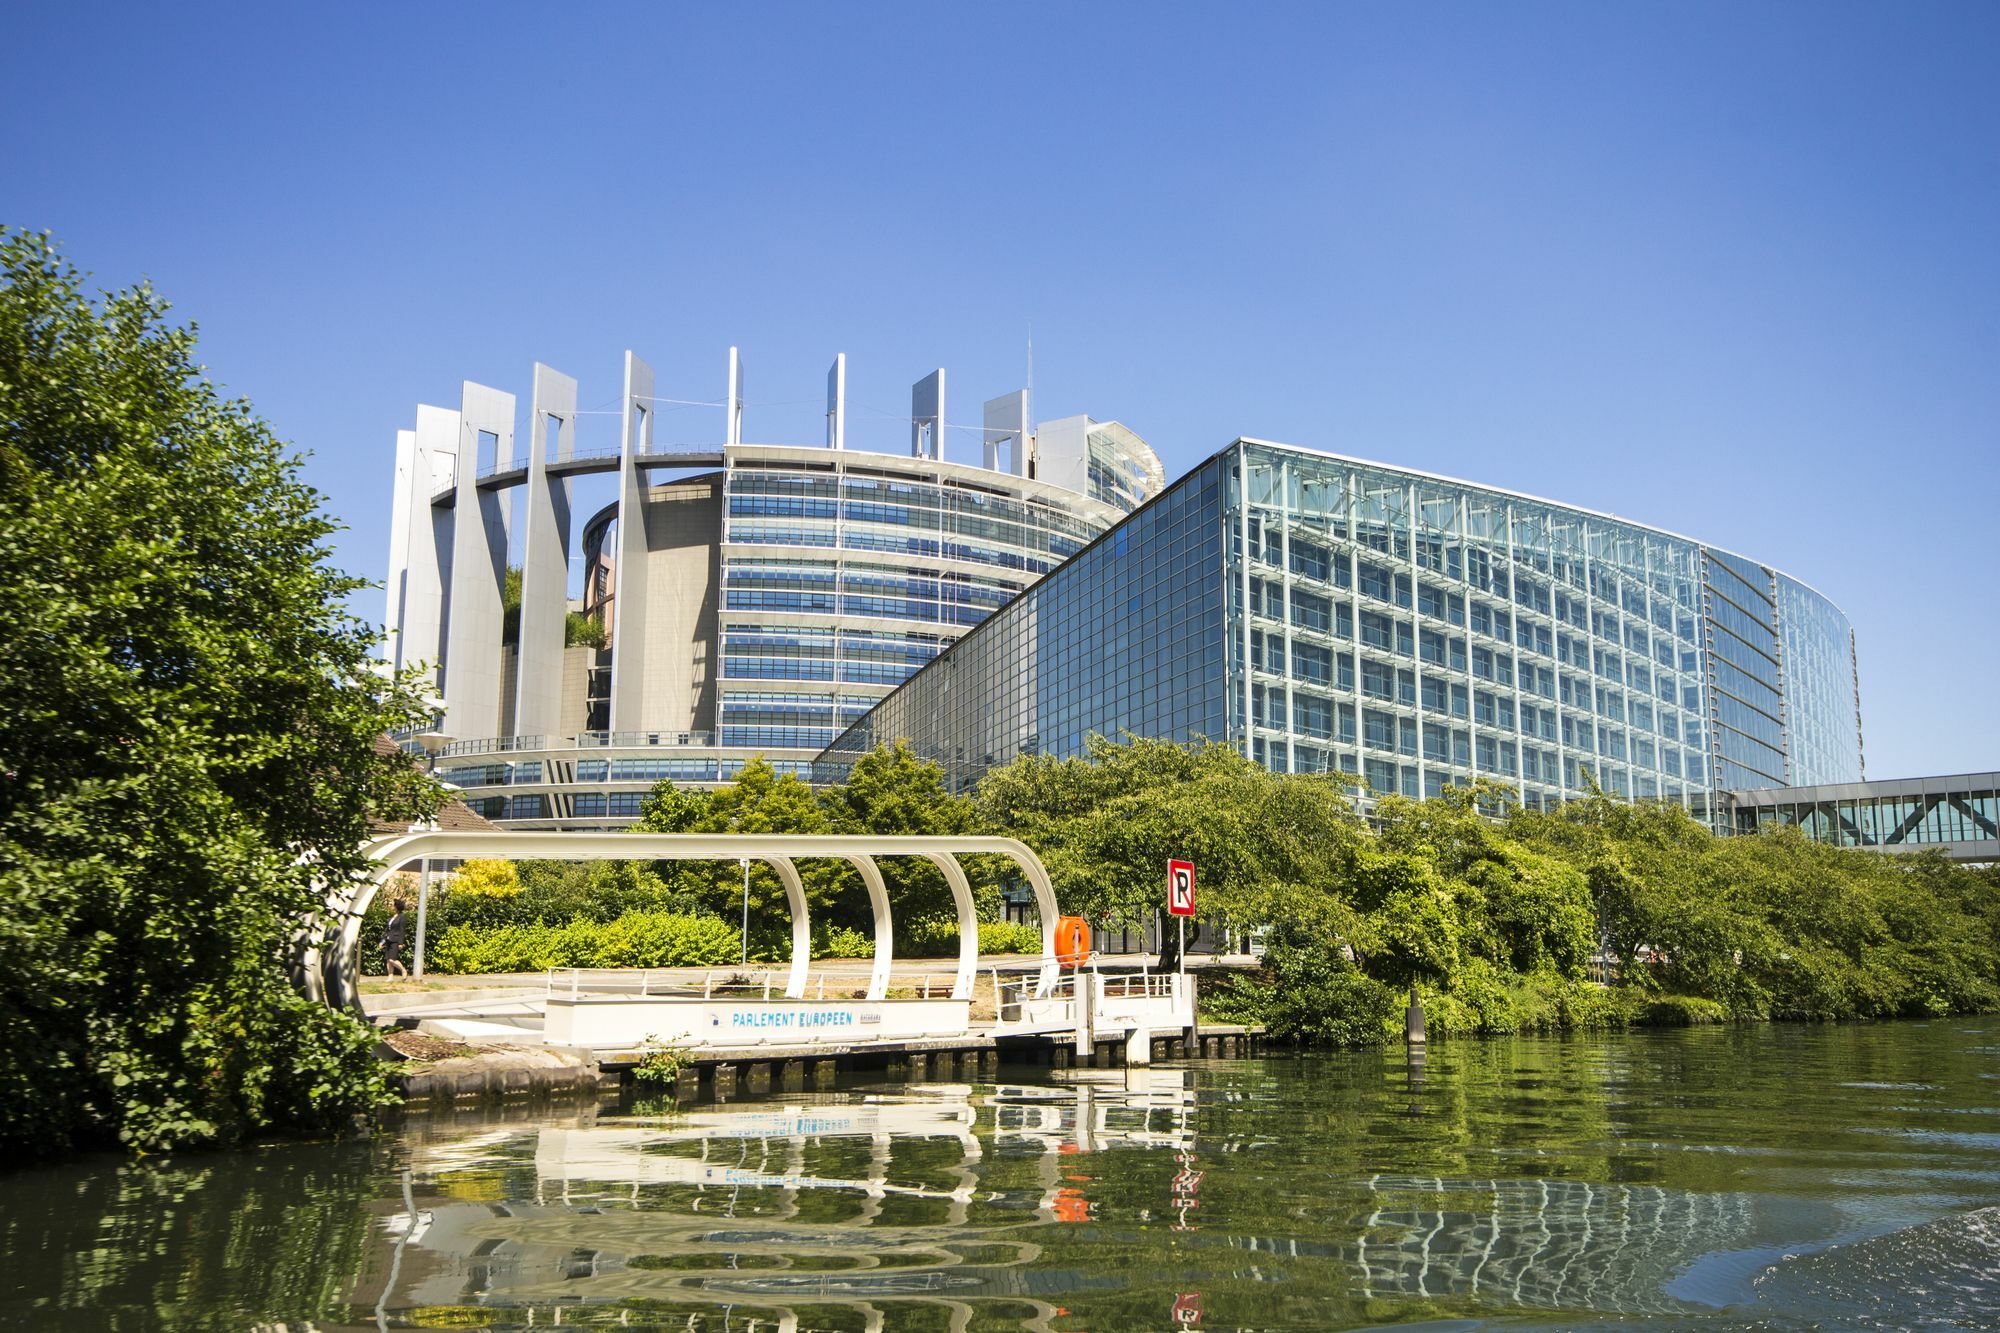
1182;970;1200;1056
1406;983;1427;1046
1074;973;1096;1063
1126;1026;1152;1066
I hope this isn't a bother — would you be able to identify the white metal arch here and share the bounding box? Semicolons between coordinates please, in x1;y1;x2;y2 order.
326;832;1062;1013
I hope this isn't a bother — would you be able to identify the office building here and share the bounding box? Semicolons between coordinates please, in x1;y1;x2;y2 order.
821;439;1865;819
381;350;1161;827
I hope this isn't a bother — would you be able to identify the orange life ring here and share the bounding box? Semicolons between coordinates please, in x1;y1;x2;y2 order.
1054;916;1092;967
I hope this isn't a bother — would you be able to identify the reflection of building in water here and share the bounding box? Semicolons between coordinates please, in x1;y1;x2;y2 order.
361;1082;1824;1329
1350;1175;1764;1314
369;1074;1201;1330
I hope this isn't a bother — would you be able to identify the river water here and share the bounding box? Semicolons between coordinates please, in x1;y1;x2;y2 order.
4;1018;2000;1330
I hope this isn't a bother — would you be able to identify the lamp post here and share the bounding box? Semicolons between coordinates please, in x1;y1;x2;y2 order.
739;857;750;966
413;857;432;979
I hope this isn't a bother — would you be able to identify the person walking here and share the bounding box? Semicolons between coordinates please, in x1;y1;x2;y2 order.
383;898;410;978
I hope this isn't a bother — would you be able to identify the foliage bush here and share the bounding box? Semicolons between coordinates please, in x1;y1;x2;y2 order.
1258;921;1401;1046
900;916;1044;956
979;921;1044;955
428;912;740;974
1630;994;1731;1027
816;925;873;959
359;859;709;972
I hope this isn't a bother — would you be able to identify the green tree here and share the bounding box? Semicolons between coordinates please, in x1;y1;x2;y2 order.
664;757;843;955
977;734;1365;939
821;740;987;931
634;778;711;833
0;231;440;1156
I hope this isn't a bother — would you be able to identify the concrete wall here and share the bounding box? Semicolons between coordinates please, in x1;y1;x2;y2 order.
515;364;577;739
559;646;595;738
635;477;723;733
443;382;516;740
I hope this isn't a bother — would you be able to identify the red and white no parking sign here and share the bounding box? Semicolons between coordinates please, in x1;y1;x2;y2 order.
1167;859;1195;916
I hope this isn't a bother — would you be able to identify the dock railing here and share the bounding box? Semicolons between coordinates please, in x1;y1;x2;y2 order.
545;967;968;1003
992;961;1190;1032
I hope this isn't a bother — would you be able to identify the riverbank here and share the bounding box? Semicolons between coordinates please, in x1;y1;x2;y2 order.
1199;954;2000;1050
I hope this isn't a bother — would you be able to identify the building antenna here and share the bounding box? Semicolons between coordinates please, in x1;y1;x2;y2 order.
1025;324;1034;427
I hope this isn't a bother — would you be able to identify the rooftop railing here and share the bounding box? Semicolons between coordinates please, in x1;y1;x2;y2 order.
576;729;717;748
435;735;550;758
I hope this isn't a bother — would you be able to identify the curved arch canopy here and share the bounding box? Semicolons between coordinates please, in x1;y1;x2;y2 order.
322;832;1062;1013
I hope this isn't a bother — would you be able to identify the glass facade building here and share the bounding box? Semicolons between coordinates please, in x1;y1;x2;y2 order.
381;350;1161;829
707;452;1106;752
822;439;1865;817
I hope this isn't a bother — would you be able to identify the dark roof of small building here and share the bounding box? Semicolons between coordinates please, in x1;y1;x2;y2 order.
368;734;498;838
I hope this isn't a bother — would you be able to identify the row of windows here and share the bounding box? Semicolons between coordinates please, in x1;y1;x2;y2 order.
1250;564;1700;688
722;656;921;685
1738;792;1999;846
1245;511;1706;629
1247;664;1704;760
729;471;1098;534
1250;612;1703;736
1251;736;1700;804
724;591;990;626
459;755;826;805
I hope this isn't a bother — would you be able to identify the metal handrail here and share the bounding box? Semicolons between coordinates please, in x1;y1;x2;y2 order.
437;735;550;758
575;729;717;749
546;966;696;999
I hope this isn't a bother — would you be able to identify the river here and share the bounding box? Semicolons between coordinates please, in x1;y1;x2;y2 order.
4;1017;1999;1330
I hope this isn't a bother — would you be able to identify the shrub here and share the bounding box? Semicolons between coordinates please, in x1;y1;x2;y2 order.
900;916;1043;956
451;859;521;898
1262;923;1400;1046
631;1035;692;1084
1550;978;1630;1030
1440;958;1523;1034
979;921;1043;955
428;912;739;975
816;925;873;959
1196;969;1276;1027
1631;994;1730;1026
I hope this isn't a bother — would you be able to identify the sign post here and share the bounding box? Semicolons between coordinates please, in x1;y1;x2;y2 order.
1167;858;1195;974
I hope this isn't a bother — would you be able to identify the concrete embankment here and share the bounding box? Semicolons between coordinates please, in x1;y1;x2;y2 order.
380;1023;1270;1112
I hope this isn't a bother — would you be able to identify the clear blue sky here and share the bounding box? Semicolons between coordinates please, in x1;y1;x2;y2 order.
6;3;1996;779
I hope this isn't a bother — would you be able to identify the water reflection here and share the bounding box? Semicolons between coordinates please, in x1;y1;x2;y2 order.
5;1021;2000;1329
374;1070;1201;1331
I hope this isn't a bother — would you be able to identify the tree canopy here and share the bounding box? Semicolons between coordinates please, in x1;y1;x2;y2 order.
0;231;439;1156
971;735;2000;1040
974;734;1367;936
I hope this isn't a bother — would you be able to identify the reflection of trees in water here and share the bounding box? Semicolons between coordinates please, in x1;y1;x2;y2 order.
0;1139;381;1329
